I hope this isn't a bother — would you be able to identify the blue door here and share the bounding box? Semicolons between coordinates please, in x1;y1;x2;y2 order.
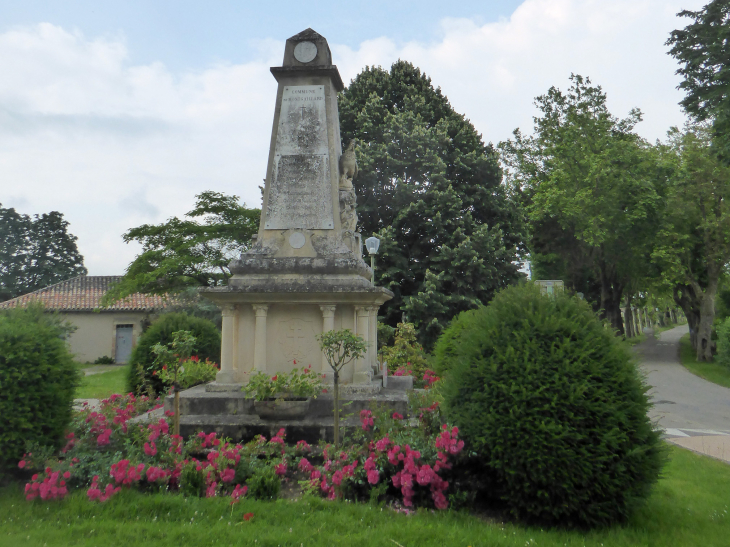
115;325;134;363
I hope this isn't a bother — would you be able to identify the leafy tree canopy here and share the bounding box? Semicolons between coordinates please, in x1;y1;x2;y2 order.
500;75;664;334
103;191;259;305
0;205;87;301
667;1;730;161
339;61;525;347
653;124;730;360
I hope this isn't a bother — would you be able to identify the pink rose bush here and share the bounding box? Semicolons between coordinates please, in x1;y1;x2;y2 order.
295;398;463;510
18;389;462;512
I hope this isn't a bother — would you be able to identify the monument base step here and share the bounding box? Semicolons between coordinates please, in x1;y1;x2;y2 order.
165;384;412;441
178;414;364;444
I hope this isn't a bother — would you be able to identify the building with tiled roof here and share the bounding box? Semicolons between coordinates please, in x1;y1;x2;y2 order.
0;275;168;312
1;275;169;363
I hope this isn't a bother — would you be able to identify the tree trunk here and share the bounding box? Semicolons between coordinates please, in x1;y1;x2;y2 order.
624;295;635;338
333;369;340;449
598;261;625;335
674;284;701;350
694;277;718;362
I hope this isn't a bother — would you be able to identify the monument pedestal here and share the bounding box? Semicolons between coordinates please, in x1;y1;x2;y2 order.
204;282;391;385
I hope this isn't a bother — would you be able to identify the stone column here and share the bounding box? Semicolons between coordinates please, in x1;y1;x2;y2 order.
319;305;336;378
216;304;237;384
354;306;371;384
252;305;269;373
367;306;378;374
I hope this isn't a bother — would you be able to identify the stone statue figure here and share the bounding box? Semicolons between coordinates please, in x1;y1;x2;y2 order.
339;141;358;189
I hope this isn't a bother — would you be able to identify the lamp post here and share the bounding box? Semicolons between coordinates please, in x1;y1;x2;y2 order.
365;236;380;285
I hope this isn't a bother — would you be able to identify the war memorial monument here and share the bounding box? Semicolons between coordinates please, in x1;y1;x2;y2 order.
168;29;407;440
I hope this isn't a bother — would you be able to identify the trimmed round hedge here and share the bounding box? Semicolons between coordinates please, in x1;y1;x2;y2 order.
127;312;221;395
437;283;664;528
0;306;79;475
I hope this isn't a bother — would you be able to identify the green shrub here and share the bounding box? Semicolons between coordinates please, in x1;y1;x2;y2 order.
127;313;220;394
716;316;730;368
437;283;665;528
0;305;80;475
378;322;429;377
246;466;281;500
93;355;115;365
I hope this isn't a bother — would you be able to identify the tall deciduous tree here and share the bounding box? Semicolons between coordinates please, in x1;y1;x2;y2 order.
500;75;663;334
103;191;259;305
653;125;730;361
339;61;525;346
667;1;730;162
0;205;87;301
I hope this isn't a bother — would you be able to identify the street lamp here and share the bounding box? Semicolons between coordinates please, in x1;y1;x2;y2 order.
365;236;380;285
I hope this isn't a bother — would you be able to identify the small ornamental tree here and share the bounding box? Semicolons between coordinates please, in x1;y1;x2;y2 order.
151;330;196;436
317;329;366;448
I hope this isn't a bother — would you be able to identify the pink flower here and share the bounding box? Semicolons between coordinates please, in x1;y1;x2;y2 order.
205;481;217;498
144;442;157;456
298;458;314;473
18;460;26;469
274;462;287;476
63;471;71;479
231;484;247;503
221;468;235;483
392;412;403;420
375;436;391;452
416;464;433;486
360;409;374;431
367;469;380;485
96;429;112;446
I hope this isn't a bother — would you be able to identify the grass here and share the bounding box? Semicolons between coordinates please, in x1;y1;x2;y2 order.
678;333;730;389
1;445;730;546
75;365;130;399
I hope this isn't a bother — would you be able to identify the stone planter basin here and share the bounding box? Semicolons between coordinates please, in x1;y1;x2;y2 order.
253;397;311;420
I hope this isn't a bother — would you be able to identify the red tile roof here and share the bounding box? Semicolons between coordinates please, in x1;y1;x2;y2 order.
0;276;169;312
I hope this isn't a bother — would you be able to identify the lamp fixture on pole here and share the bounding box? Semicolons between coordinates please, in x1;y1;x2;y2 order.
365;236;380;285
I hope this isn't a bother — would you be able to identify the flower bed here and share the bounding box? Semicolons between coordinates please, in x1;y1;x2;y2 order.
17;390;463;511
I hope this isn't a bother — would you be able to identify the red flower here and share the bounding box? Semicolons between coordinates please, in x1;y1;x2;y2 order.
271;375;278;381
243;512;254;521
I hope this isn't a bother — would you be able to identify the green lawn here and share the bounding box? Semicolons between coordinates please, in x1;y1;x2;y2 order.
1;446;730;546
678;334;730;389
75;365;130;399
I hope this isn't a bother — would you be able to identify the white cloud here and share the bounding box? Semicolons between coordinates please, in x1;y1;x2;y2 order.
0;0;706;276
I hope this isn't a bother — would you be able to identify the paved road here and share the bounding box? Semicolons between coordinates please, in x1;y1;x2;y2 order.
638;324;730;433
637;324;730;461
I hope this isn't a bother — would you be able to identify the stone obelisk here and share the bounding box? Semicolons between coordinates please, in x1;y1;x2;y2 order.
204;28;392;388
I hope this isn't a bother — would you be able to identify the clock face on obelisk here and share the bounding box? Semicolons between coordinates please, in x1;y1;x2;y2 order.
293;41;317;63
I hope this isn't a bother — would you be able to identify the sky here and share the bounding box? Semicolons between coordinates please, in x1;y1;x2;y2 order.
0;0;706;276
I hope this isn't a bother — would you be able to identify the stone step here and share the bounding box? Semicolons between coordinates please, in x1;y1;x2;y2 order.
177;413;362;444
165;384;410;420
